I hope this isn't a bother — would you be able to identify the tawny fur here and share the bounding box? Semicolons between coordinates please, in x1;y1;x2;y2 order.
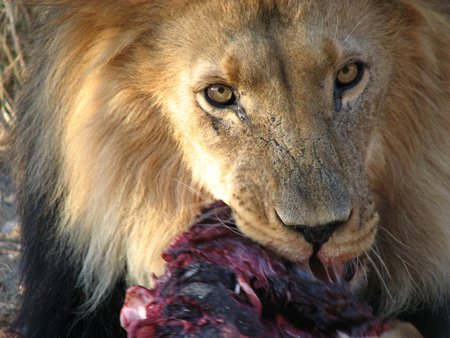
14;0;449;329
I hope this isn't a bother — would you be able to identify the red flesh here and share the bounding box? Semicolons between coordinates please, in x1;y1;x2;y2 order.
121;201;387;337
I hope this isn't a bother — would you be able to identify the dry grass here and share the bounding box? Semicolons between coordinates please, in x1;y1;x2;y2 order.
0;0;30;330
1;0;31;148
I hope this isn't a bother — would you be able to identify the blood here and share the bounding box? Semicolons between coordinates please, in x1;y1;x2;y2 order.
120;201;387;337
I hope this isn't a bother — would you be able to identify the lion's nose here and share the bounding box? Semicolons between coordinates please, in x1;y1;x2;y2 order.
291;222;343;246
275;207;351;246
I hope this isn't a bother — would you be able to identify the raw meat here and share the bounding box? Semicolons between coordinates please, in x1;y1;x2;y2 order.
120;201;387;337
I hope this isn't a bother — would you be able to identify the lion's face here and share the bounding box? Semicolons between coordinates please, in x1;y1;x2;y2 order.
135;0;395;281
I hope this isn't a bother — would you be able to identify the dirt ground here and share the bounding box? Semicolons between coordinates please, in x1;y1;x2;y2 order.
0;154;20;330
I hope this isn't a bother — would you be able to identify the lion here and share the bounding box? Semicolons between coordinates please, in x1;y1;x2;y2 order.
12;0;449;337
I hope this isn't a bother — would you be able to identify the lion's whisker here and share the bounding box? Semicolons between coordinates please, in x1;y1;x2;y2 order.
377;225;417;253
173;179;204;197
369;245;392;279
396;254;418;290
364;252;393;302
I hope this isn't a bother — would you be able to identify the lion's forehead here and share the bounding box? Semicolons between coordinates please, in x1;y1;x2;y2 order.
162;0;392;50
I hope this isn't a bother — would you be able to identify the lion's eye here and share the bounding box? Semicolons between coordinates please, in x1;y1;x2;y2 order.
205;84;236;107
336;62;364;89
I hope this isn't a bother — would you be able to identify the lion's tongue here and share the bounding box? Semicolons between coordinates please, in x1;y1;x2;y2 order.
309;255;357;284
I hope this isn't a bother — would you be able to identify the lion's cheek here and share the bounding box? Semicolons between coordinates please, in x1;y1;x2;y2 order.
181;149;238;203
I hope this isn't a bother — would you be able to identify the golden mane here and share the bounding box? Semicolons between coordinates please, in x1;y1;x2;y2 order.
365;1;450;314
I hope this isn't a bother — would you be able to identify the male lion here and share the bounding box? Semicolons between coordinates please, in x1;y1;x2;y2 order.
13;0;449;337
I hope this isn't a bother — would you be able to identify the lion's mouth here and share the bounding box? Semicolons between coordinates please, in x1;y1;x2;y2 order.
231;203;364;285
308;253;361;284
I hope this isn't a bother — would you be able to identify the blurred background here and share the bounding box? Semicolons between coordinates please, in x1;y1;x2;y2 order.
0;0;30;329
